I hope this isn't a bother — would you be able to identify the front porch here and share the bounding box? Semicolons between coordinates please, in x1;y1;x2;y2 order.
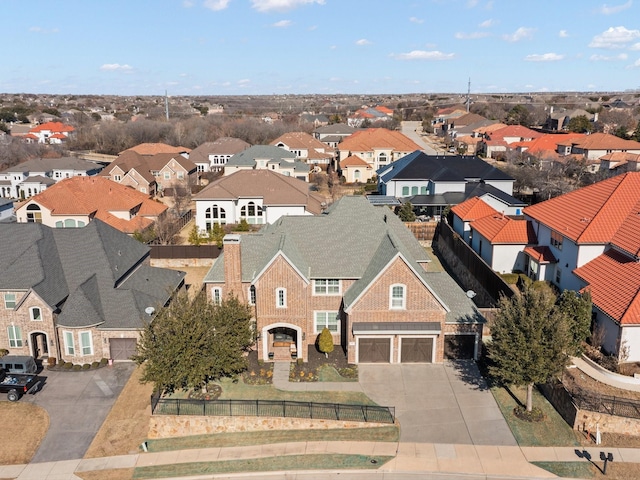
262;324;302;362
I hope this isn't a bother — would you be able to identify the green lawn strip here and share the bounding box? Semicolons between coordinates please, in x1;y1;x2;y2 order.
490;385;580;447
132;454;394;478
317;365;358;382
531;461;595;478
146;426;400;452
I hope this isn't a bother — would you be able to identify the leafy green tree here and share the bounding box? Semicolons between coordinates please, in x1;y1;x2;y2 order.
557;290;592;356
317;327;334;358
505;104;531;127
207;223;225;248
397;202;416;222
632;121;640;142
133;292;254;393
613;125;629;140
566;115;594;133
234;219;250;232
488;283;570;412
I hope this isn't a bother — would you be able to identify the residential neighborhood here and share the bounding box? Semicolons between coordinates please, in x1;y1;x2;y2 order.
1;91;640;479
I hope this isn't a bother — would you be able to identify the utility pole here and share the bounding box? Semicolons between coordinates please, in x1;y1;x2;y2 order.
466;78;471;113
165;90;169;121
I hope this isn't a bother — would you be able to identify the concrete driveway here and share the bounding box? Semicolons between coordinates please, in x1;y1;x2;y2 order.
358;361;517;446
21;362;135;463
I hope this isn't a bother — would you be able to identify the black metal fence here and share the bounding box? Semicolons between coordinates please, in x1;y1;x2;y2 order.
572;391;640;420
151;394;395;424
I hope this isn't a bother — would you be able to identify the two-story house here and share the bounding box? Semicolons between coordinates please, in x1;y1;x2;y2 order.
194;169;325;229
27;122;74;144
337;128;422;172
224;145;310;181
0;157;104;199
313;123;356;148
270;132;335;171
0;220;185;364
14;176;167;234
204;196;484;364
189;138;251;173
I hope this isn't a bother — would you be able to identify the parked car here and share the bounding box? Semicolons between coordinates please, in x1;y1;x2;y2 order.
0;368;41;402
0;355;38;374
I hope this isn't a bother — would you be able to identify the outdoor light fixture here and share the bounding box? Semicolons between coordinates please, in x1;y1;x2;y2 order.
600;452;613;475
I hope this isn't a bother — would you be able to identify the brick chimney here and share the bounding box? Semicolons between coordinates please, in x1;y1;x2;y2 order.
223;234;245;302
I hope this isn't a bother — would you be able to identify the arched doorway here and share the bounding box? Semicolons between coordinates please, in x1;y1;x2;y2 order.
30;331;49;359
262;323;302;362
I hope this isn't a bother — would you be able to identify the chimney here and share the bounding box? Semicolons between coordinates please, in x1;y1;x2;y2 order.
223;234;245;302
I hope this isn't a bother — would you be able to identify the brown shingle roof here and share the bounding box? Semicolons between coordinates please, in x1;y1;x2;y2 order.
121;143;191;155
338;128;422;153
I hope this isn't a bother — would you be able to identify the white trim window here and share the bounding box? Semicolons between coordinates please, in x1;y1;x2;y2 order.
4;293;16;309
314;311;339;333
64;331;75;355
248;286;256;306
390;284;406;309
80;331;93;356
314;279;340;295
212;287;222;305
8;325;23;347
30;307;42;321
240;201;264;224
276;288;287;308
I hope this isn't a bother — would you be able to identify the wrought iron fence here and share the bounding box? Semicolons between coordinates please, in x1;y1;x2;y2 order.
150;394;395;424
572;391;640;420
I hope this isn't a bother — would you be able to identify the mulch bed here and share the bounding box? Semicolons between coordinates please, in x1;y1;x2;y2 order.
242;350;274;385
289;346;357;382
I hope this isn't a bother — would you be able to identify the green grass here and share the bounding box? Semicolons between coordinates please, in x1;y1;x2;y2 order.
146;426;399;452
491;384;580;447
316;365;358;382
133;454;394;478
532;461;595;478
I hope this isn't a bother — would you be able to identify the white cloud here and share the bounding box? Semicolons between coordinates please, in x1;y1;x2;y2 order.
559;30;569;38
355;39;371;46
600;0;633;15
100;64;133;72
182;0;194;7
628;58;640;67
391;50;455;61
203;0;230;11
29;26;59;34
503;27;535;42
589;53;628;60
272;20;292;27
630;42;640;50
238;79;251;85
455;31;490;39
479;19;496;28
589;26;640;48
525;53;564;62
251;0;325;13
409;16;424;24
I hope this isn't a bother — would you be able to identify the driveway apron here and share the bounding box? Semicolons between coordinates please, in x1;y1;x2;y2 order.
358;361;517;446
23;362;135;463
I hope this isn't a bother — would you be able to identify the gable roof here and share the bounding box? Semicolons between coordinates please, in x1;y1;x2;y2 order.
2;157;104;174
487;125;543;142
470;214;537;244
451;197;499;221
103;151;196;181
314;123;356;135
0;221;184;329
226;145;297;167
513;133;586;156
195;169;325;213
189;138;250;164
524;172;640;247
271;132;330;152
340;155;372;169
338;128;422;153
570;132;640;151
29;122;74;133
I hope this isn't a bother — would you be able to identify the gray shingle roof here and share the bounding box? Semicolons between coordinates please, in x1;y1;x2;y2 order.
226;145;296;167
0;220;185;330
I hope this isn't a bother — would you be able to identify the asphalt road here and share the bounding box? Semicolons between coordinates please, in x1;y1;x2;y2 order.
400;121;439;155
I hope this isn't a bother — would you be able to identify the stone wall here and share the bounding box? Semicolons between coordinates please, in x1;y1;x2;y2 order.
575;409;640;437
148;415;394;439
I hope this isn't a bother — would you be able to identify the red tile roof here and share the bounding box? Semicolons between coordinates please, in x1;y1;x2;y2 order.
487;125;543;143
524;246;557;264
451;197;498;221
524;172;640;246
29;122;74;133
574;249;640;325
513;133;586;155
571;132;640;151
470;214;537;244
340;155;371;168
338;128;422;153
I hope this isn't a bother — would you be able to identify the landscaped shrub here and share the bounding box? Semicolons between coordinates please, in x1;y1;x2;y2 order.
99;358;109;366
82;363;91;370
297;358;304;365
63;362;73;370
91;361;100;369
501;273;519;285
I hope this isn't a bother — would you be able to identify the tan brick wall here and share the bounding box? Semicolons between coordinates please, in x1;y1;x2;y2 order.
575;410;640;437
148;415;393;439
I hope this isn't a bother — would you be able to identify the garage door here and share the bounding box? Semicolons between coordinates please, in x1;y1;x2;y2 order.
109;338;138;361
400;337;433;363
444;335;476;360
358;338;390;363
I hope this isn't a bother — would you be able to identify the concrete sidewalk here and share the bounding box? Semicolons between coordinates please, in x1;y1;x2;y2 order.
4;441;640;480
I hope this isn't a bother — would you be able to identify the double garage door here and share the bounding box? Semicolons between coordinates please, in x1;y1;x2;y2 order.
358;337;434;363
109;338;138;361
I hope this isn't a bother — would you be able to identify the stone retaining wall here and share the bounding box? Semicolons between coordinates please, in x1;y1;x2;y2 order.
149;415;393;439
575;409;640;437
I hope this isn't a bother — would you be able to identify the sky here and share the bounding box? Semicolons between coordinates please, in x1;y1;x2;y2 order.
3;0;640;96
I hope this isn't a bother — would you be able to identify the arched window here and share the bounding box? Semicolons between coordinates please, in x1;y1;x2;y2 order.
205;205;226;229
26;204;42;223
390;284;406;309
240;202;264;224
30;307;42;321
64;219;76;228
411;186;419;195
401;186;410;196
354;169;361;181
378;152;388;164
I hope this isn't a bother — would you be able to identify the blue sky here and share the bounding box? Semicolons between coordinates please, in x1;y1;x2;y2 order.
4;0;640;96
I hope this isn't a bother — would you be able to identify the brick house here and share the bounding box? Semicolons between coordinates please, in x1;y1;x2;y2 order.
0;220;184;364
204;196;484;364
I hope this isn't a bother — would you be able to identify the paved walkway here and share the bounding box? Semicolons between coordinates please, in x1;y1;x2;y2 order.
3;442;640;480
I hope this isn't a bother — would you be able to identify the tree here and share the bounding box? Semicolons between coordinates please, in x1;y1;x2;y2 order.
566;115;594;134
505;104;531;127
207;222;225;248
631;121;640;142
317;327;334;358
557;290;592;356
613;125;629;140
487;283;570;412
133;292;253;393
396;202;416;222
188;223;203;245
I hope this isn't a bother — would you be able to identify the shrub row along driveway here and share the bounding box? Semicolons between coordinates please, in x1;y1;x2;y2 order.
22;362;135;463
358;362;517;445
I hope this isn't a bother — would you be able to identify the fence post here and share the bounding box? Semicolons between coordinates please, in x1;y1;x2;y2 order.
256;399;259;417
309;402;313;419
282;400;286;418
363;405;367;422
203;398;206;416
177;398;180;416
335;403;339;421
